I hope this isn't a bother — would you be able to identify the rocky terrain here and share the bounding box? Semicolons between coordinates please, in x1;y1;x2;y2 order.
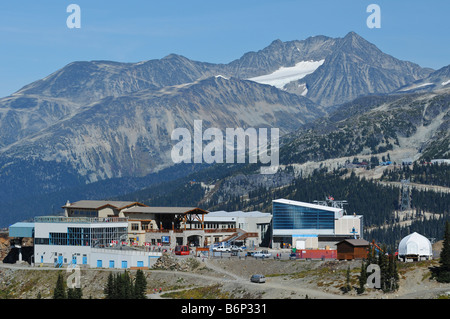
1;251;449;300
2;31;445;227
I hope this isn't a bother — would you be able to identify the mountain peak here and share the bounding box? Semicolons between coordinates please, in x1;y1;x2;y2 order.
162;53;188;61
270;39;283;45
344;31;360;38
342;31;369;44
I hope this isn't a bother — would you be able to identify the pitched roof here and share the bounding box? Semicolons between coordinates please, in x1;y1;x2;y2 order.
62;200;146;210
123;206;209;215
337;239;370;247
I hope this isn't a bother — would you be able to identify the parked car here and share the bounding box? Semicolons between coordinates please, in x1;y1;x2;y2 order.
289;253;297;260
213;246;231;252
230;245;243;251
253;250;272;259
250;274;266;283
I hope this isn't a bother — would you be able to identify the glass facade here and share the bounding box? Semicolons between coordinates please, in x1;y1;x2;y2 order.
272;202;334;230
39;226;127;248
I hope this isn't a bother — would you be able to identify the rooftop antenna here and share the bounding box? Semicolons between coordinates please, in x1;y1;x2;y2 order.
314;196;348;214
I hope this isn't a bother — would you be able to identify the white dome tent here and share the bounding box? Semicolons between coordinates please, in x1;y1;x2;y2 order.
398;232;433;261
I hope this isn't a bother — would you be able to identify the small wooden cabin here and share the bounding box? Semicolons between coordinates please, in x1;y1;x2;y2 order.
336;239;369;260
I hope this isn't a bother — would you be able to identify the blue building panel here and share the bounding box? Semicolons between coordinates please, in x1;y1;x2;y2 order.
272;202;335;231
8;222;35;238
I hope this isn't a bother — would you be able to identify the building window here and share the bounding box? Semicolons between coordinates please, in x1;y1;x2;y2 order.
272;202;334;230
69;209;97;217
35;238;49;245
68;227;91;246
47;226;127;247
131;223;139;231
49;232;68;245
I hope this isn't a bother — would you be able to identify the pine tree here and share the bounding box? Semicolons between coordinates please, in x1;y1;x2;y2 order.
358;259;367;294
53;273;67;299
386;248;399;292
134;269;147;299
436;221;450;283
104;273;115;299
342;266;352;294
378;245;388;292
104;270;135;299
120;270;133;298
67;287;83;299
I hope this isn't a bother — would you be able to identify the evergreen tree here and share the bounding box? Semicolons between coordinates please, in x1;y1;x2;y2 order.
104;273;115;299
119;270;133;298
104;270;135;299
67;287;83;299
440;221;450;271
386;247;399;292
378;245;388;292
436;221;450;283
134;269;148;299
342;266;351;293
53;273;66;299
367;245;376;265
358;259;367;294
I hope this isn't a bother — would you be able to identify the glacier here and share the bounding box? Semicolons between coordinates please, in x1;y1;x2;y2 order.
247;60;324;89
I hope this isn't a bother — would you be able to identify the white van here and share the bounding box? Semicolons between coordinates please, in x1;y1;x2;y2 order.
250;274;266;283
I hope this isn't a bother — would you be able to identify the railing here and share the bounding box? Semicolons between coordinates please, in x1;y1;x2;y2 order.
145;228;239;233
34;216;128;224
205;228;237;234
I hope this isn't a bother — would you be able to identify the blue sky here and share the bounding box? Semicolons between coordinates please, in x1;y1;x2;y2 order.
0;0;449;98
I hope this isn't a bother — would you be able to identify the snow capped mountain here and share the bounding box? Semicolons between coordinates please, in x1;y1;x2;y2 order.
285;32;432;107
247;59;325;90
0;31;443;225
0;76;323;213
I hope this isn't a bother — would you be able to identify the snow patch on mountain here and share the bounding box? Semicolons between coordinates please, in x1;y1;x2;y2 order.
215;75;229;80
399;82;434;92
442;79;450;86
247;60;324;89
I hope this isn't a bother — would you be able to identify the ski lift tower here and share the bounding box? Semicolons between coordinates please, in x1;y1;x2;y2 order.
400;179;411;211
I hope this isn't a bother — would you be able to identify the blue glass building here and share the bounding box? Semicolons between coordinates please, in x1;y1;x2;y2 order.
272;199;361;249
273;201;335;231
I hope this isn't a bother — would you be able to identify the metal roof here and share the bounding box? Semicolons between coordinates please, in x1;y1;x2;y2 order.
337;239;370;247
123;206;208;215
8;222;35;238
62;200;146;210
273;198;344;218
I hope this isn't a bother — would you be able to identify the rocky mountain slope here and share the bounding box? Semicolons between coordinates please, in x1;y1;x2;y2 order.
248;32;432;107
396;64;450;94
3;76;322;182
280;86;450;165
0;76;322;226
0;32;432;152
120;86;450;218
0;31;445;226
